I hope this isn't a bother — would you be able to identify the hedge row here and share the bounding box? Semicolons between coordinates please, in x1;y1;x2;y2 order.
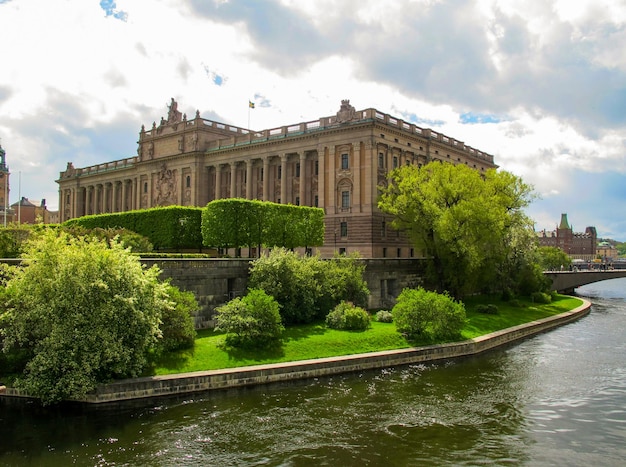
63;206;203;250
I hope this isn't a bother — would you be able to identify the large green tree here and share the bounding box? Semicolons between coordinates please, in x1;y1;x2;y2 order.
378;162;535;298
0;230;172;404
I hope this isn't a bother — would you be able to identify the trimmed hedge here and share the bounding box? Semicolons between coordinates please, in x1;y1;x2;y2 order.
63;206;203;251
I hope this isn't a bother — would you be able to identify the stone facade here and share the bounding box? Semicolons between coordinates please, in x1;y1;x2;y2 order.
57;100;497;258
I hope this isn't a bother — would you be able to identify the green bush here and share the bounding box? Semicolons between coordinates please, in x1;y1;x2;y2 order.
215;289;284;348
326;301;370;331
157;284;198;353
531;291;552;304
248;249;369;325
392;288;466;341
0;230;169;405
476;304;499;315
375;310;393;323
61;226;153;253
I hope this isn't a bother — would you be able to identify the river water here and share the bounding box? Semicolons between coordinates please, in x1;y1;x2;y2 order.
1;279;625;466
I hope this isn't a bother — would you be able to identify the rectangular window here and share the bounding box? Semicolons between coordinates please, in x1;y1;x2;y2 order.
378;153;384;168
341;191;350;208
393;156;398;168
278;166;282;179
339;247;346;255
314;195;319;207
315;160;319;175
340;221;348;237
397;248;401;257
382;247;387;258
341;153;349;170
381;220;386;238
295;196;300;206
296;163;300;178
260;167;264;181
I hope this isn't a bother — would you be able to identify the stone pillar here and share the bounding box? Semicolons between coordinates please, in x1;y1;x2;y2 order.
352;142;361;213
120;181;127;212
263;156;270;201
246;159;253;199
280;154;288;204
328;145;336;213
230;162;237;198
215;164;222;200
299;152;306;206
317;147;325;209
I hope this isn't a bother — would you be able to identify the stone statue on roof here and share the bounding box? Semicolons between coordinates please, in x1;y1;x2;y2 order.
167;97;182;124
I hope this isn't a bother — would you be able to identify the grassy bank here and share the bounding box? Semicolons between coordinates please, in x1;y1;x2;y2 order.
151;294;584;376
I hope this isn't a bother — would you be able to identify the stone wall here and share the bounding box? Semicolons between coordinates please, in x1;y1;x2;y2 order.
145;258;428;327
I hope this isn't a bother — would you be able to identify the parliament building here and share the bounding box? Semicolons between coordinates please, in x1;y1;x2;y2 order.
57;100;497;257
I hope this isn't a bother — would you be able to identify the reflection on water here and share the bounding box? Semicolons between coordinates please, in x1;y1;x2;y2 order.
1;279;626;466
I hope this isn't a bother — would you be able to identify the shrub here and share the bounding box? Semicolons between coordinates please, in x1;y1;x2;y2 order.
157;284;198;353
215;289;284;348
476;304;499;315
392;288;466;341
248;249;369;325
0;230;168;405
326;301;370;331
375;310;393;323
531;291;552;304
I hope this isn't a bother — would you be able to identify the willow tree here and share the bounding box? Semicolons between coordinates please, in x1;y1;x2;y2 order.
378;162;535;299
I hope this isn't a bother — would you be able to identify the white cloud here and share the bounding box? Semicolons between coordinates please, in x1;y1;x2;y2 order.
0;0;624;240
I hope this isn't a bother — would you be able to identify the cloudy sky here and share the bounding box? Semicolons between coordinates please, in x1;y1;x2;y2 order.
1;0;625;240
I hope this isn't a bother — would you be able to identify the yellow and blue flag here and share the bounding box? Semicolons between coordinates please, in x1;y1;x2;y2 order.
249;101;255;109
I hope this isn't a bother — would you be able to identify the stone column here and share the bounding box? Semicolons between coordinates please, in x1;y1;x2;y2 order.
352;142;361;213
299;152;306;205
280;154;288;204
327;145;336;213
317;146;325;209
246;159;253;199
121;181;127;212
215;164;222;200
263;156;270;201
230;162;237;198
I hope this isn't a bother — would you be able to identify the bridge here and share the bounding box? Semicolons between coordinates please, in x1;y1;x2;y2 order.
544;270;626;294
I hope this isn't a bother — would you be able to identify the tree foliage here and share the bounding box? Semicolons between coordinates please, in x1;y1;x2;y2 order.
536;246;572;271
0;230;171;404
378;162;536;298
215;288;284;348
158;283;198;353
201;199;324;256
247;248;369;325
392;287;466;341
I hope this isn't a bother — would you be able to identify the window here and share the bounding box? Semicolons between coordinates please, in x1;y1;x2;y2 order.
381;220;386;238
314;195;319;207
410;248;415;258
397;248;401;257
260;167;264;181
405;159;411;166
341;191;350;209
278;166;282;179
341;153;349;170
393;156;398;168
339;247;346;255
295;196;300;206
382;247;387;258
340;221;348;237
378;153;384;168
315;160;319;175
296;162;300;178
186;175;191;188
144;182;148;193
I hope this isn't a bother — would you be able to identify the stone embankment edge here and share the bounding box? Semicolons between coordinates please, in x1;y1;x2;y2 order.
1;299;591;404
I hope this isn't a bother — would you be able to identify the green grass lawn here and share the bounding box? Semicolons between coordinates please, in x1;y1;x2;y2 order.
150;294;584;376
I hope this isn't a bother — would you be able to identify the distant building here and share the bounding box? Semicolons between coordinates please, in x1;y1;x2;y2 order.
11;197;53;224
0;143;58;225
536;213;597;259
597;241;618;260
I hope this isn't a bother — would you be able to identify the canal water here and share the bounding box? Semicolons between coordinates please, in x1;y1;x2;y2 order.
1;279;625;466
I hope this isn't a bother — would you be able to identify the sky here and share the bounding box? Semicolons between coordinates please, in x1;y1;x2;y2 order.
1;0;625;240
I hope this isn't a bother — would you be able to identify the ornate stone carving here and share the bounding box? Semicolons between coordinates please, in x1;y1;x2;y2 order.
336;99;356;123
155;163;177;206
167;97;182;124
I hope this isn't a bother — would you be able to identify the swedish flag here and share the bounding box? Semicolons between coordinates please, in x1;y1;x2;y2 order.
249;101;255;109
